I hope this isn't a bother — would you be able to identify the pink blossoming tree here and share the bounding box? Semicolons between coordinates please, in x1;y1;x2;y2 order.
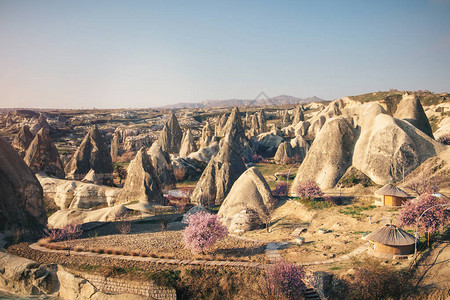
266;260;306;300
397;193;449;243
183;212;228;254
295;179;323;199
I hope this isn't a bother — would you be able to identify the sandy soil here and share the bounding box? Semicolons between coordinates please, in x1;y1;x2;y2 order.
414;230;450;291
241;198;405;265
53;219;267;263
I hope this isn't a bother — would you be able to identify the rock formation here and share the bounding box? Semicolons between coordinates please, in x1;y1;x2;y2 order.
48;204;128;228
190;134;247;206
353;111;445;185
110;131;120;161
220;107;246;153
291;117;356;191
24;128;65;178
248;110;268;137
200;121;213;148
37;173;120;210
29;114;50;135
64;126;113;180
394;93;434;138
158;112;183;154
281;110;291;127
252;131;283;157
215;114;228;137
171;141;220;181
0;136;47;238
11;125;33;158
123;134;152;152
290;135;310;162
116;148;165;205
292;106;305;124
148;142;176;190
218;167;276;233
274;141;296;164
179;129;197;157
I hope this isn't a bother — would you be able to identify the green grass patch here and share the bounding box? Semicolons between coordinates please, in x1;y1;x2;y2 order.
338;205;376;218
293;197;332;210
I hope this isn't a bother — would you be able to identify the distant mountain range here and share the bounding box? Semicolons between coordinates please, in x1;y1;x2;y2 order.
159;94;326;109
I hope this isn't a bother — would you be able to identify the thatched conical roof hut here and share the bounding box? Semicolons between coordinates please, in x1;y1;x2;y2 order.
375;184;410;206
365;225;416;258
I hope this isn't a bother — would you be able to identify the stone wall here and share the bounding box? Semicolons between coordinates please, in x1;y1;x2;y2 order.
82;273;176;300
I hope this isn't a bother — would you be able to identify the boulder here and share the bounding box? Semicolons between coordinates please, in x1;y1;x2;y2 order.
179;129;197;157
11;125;33;158
218;167;276;233
190;134;247;206
0;137;47;238
148;143;176;190
24;127;65;178
0;251;56;296
291;117;356;191
116;148;165;205
158;112;183;154
65;126;113;180
394;93;434;138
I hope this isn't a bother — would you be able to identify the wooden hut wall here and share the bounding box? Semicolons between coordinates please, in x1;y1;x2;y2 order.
383;195;405;206
373;242;414;255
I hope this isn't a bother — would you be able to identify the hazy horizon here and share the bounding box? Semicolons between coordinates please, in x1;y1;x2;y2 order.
1;0;450;109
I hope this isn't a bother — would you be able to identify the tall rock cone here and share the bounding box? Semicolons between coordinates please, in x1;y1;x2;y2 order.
158;112;183;154
64;126;113;180
0;136;47;239
12;125;33;158
191;133;247;206
291;117;356;191
292;106;305;125
148;142;176;190
179;129;197;157
24;128;65;178
110;131;120;162
215;114;228;137
30;114;51;135
200;121;213;148
394;93;434;138
218;167;276;233
220;107;246;154
281;110;291;127
116;148;165;205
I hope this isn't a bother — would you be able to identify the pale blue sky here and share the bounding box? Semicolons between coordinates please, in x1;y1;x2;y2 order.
0;0;449;108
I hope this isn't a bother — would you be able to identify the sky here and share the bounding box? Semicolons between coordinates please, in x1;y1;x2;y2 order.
0;0;449;109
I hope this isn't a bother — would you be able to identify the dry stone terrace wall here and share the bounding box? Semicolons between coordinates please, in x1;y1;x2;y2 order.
81;273;176;300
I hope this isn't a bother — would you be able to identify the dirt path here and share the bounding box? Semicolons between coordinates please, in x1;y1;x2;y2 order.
414;232;450;291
